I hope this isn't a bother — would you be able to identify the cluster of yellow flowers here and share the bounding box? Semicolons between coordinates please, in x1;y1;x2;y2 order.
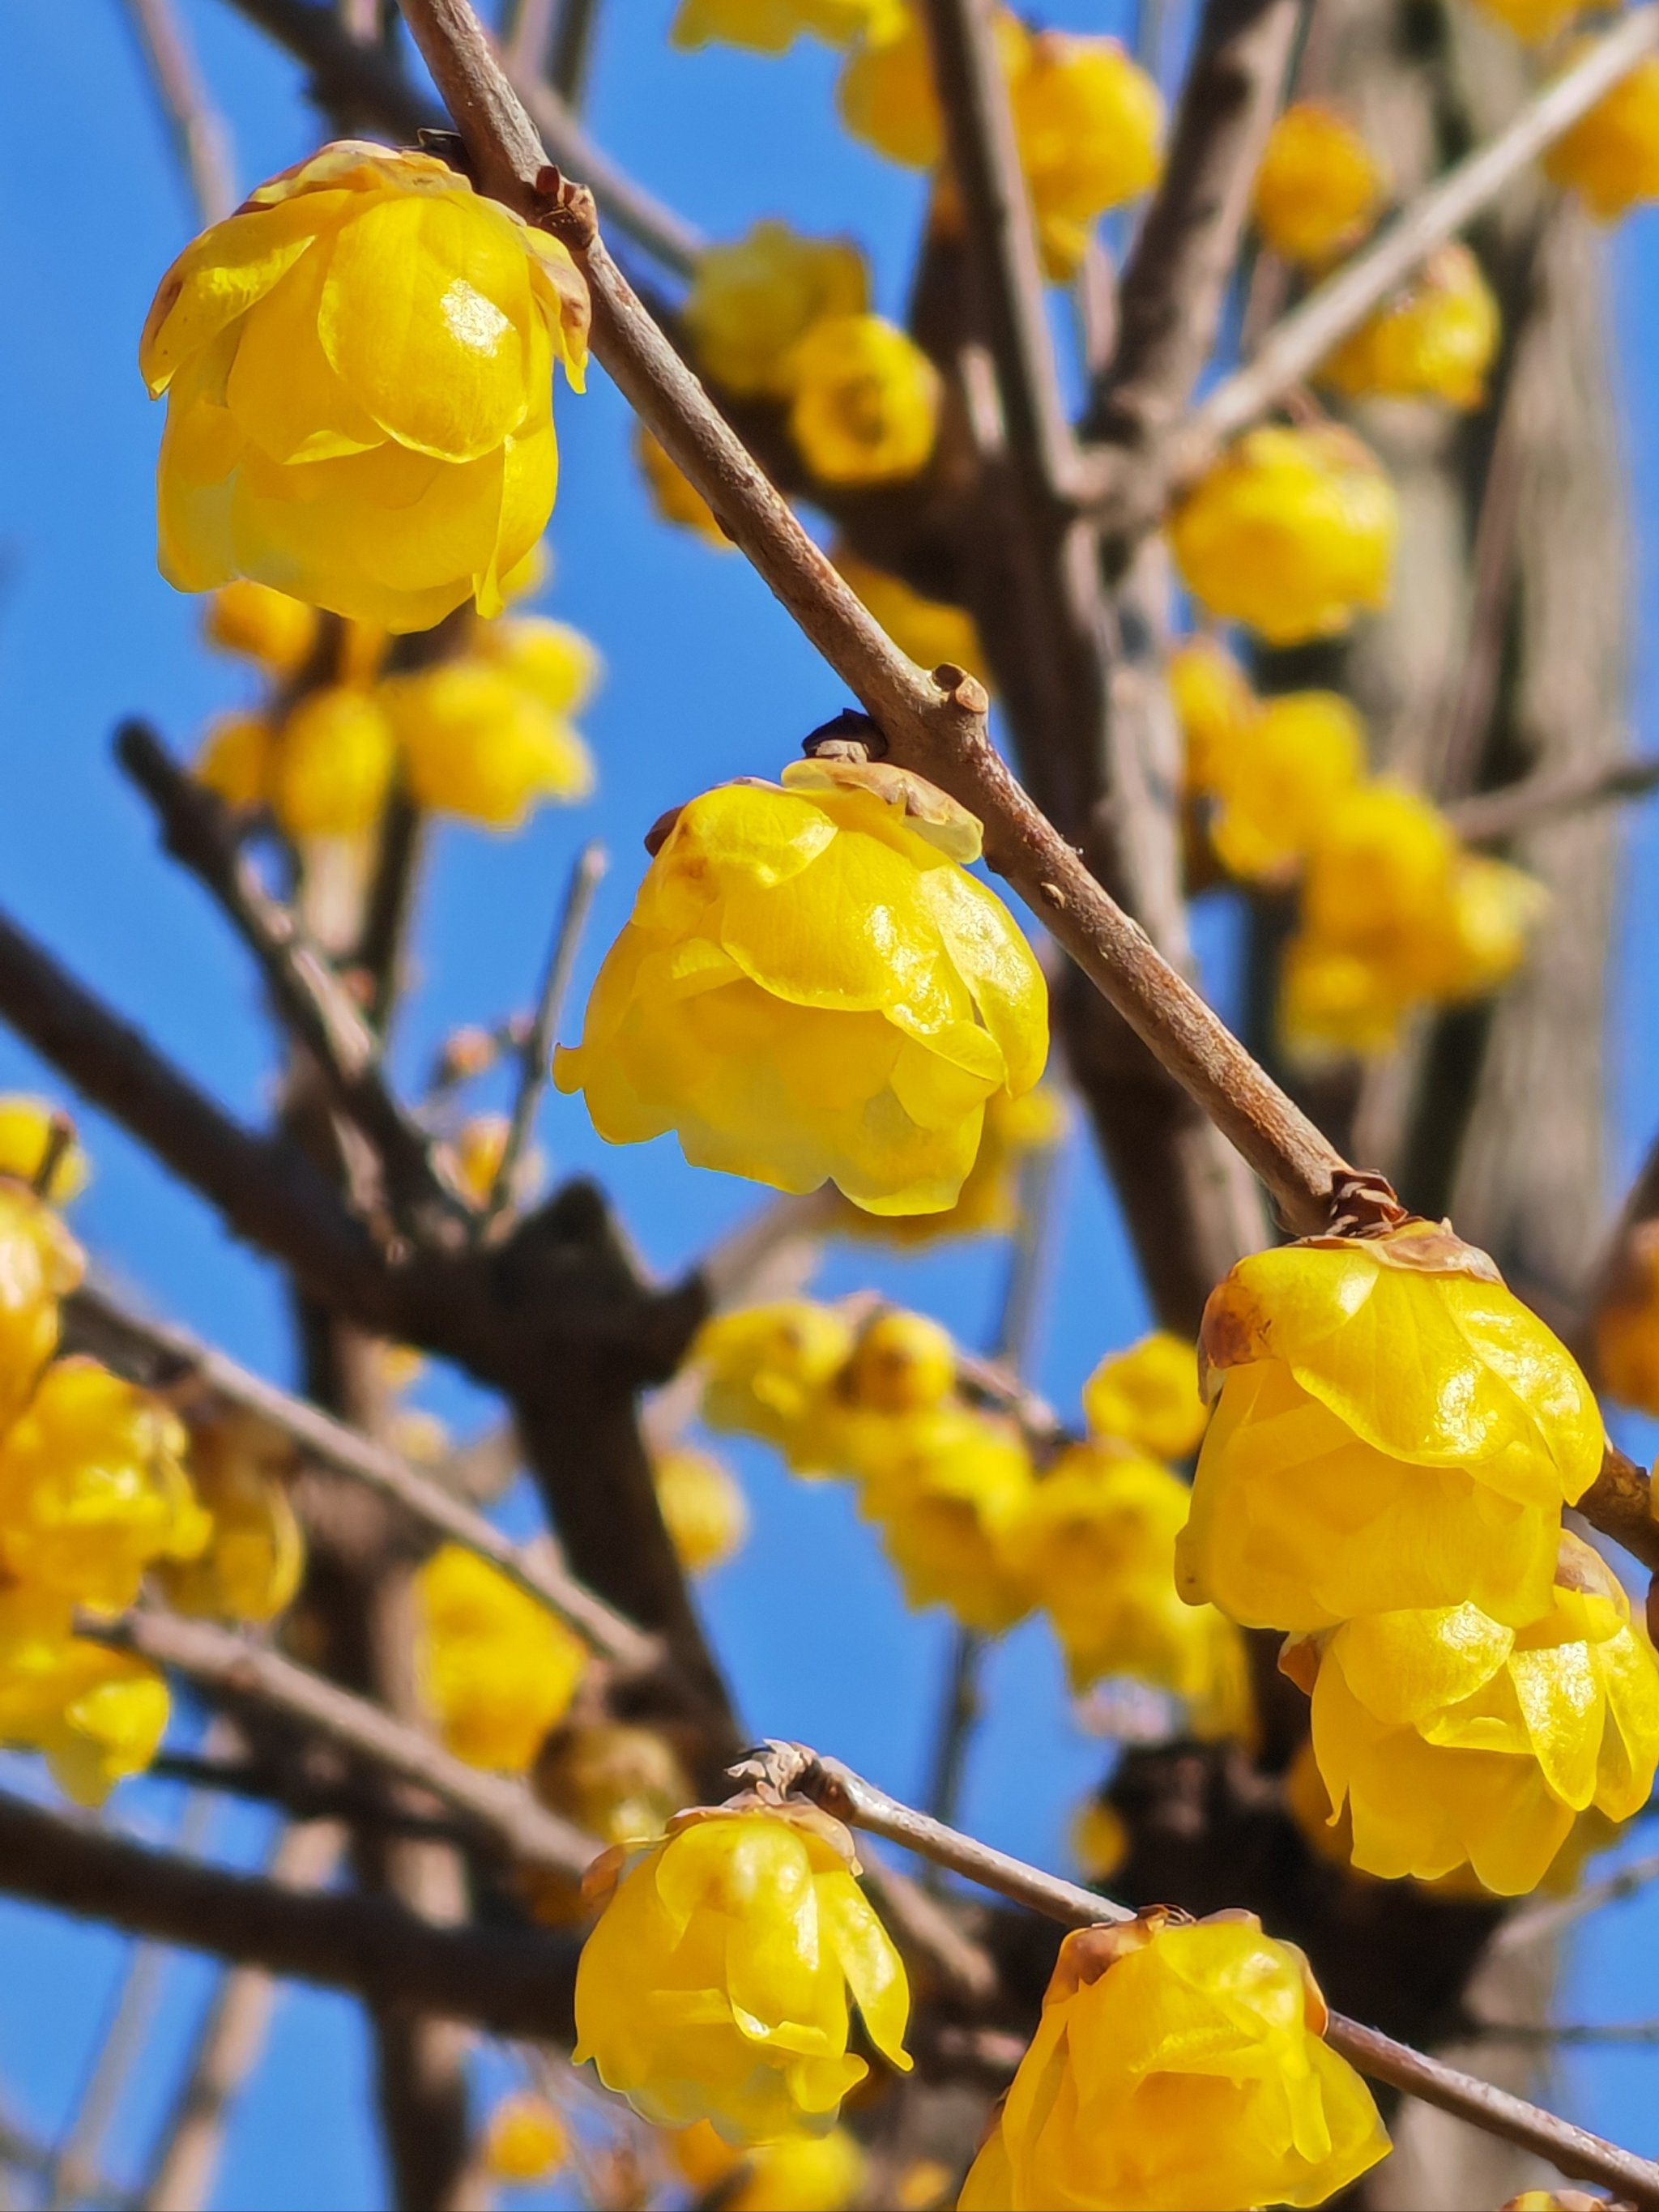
1178;1220;1659;1893
196;578;598;838
1171;636;1542;1055
414;1543;587;1772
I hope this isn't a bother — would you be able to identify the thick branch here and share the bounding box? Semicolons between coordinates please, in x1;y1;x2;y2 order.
0;1792;578;2039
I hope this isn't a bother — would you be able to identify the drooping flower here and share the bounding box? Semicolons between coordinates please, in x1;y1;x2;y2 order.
555;761;1047;1216
1320;244;1500;409
958;1911;1389;2210
156;1411;305;1624
380;660;594;826
1081;1332;1207;1463
834;1085;1065;1247
654;1445;749;1575
1295;1532;1659;1894
838;2;1030;168
858;1406;1034;1633
1009;34;1163;278
0;1588;170;1806
0;1185;84;1433
1206;691;1367;883
1543;54;1659;218
202;580;319;674
573;1801;911;2140
482;2092;568;2184
693;1301;858;1469
1169;425;1397;645
833;548;987;685
0;1099;87;1204
1252;103;1388;265
1168;636;1258;793
415;1544;586;1772
141;142;589;631
787;316;940;485
683;222;868;399
1176;1220;1603;1632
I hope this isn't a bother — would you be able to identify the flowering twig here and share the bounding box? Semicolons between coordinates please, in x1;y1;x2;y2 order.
748;1743;1659;2208
119;0;237;224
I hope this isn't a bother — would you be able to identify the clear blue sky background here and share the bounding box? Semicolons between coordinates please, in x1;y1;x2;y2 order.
2;1;1658;2203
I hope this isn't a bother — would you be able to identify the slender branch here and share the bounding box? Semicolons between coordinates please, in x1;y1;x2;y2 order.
1475;2018;1659;2046
65;1278;660;1671
1495;1843;1659;1956
1580;1441;1659;1577
0;1792;579;2039
753;1744;1659;2209
119;0;237;222
482;839;607;1230
86;1609;595;1876
1166;6;1659;484
1448;751;1659;846
147;1753;475;1843
356;793;427;1036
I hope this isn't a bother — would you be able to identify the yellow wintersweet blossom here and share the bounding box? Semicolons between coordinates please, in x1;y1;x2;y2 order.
1296;1533;1659;1894
684;222;868;399
0;1588;171;1805
381;662;594;827
415;1544;586;1772
556;761;1047;1215
1081;1332;1207;1463
1169;424;1397;645
788;315;940;485
155;1413;305;1624
836;1085;1065;1247
1071;1796;1129;1884
140;142;589;632
574;1801;911;2140
1168;635;1258;793
844;1309;955;1414
0;1185;83;1433
1320;244;1500;409
0;1098;87;1204
271;684;395;837
1595;1221;1659;1415
196;711;276;811
859;1408;1034;1633
958;1912;1388;2210
636;426;730;546
833;548;987;685
203;580;318;674
535;1720;692;1846
695;1301;857;1471
839;2;1028;168
655;1445;749;1574
672;0;893;52
0;1360;209;1614
1207;690;1367;883
1473;0;1589;43
1252;103;1388;266
1011;34;1164;279
670;2121;867;2211
1544;55;1659;218
482;2092;567;2183
473;612;602;718
1176;1220;1603;1633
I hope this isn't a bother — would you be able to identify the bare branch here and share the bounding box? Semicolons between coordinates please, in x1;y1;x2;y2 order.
119;0;237;223
1448;751;1659;846
1495;1843;1659;1955
1474;2017;1659;2045
1577;1442;1659;1578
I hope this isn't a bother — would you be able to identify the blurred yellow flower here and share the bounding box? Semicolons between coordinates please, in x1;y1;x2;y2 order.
271;684;396;837
1081;1332;1207;1462
1177;1221;1602;1631
156;1411;305;1624
835;1085;1065;1248
1012;34;1163;277
788;315;940;485
1320;244;1500;409
1473;0;1590;42
1208;690;1368;883
655;1445;749;1575
1252;103;1387;265
843;1309;955;1414
0;1186;84;1434
556;761;1047;1215
684;222;868;399
838;2;1028;168
833;548;987;684
672;0;893;52
535;1719;692;1845
0;1588;171;1805
381;661;594;827
416;1544;586;1771
694;1301;858;1470
636;426;730;546
1170;424;1397;645
859;1407;1034;1633
141;142;588;631
202;579;318;674
483;2091;567;2183
0;1099;87;1204
1545;54;1659;217
196;711;277;812
1595;1220;1659;1416
472;612;602;718
574;1801;911;2139
958;1912;1388;2210
1168;635;1258;793
1070;1796;1129;1883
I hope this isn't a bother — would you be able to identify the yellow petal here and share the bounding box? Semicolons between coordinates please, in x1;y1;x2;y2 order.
141;193;350;395
224;247;386;464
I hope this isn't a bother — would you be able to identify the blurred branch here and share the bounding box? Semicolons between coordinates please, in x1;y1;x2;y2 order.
355;793;427;1037
1448;751;1659;846
1474;2017;1659;2045
1495;1843;1659;1955
0;1792;579;2039
118;0;237;223
548;0;602;104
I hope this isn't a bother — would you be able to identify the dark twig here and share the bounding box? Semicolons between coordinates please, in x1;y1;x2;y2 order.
355;794;427;1038
1448;752;1659;846
546;0;601;104
1474;2018;1659;2046
118;0;237;222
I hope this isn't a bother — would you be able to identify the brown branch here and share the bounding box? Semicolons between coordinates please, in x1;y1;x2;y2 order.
355;793;428;1036
0;1792;579;2040
1579;1443;1659;1577
1448;751;1659;846
120;0;237;222
759;1745;1659;2210
87;1609;595;1877
1494;1842;1659;1955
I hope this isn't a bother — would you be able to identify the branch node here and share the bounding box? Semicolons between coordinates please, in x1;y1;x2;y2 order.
1325;1168;1411;1238
802;710;883;764
932;665;990;717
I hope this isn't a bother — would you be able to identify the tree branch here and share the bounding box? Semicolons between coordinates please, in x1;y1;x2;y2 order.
119;0;237;222
1448;751;1659;846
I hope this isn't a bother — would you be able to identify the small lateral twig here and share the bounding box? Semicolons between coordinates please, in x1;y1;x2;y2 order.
482;838;607;1230
1495;1843;1659;1956
753;1745;1659;2209
1448;751;1659;846
66;1276;662;1673
86;1607;595;1877
119;0;237;223
1473;2018;1659;2047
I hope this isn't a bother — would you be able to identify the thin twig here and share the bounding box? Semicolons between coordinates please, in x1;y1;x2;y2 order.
1474;2018;1659;2046
146;1754;477;1843
118;0;237;222
1448;752;1659;846
1495;1844;1659;1956
355;794;427;1037
66;1276;661;1672
546;0;601;104
482;839;607;1230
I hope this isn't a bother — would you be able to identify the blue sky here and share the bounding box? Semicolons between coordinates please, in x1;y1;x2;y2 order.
1;0;1657;2203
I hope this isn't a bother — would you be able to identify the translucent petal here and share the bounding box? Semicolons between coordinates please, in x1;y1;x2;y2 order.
141;193;350;394
224;244;385;464
1325;1605;1512;1728
1508;1639;1605;1810
913;863;1049;1094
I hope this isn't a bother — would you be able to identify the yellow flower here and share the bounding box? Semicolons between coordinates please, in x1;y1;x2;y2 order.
1278;935;1416;1060
684;222;868;399
535;1719;692;1844
1168;637;1257;794
833;548;987;684
1595;1221;1659;1416
843;1309;955;1413
1431;853;1546;1001
483;2091;567;2183
1169;424;1397;645
381;661;594;827
834;1085;1066;1247
574;1801;911;2140
1009;1444;1244;1723
0;1588;170;1805
0;1099;87;1204
838;2;1029;168
474;612;600;715
272;684;396;837
672;0;893;52
154;1412;305;1624
140;142;589;632
415;1544;586;1771
1011;34;1164;279
1176;1221;1604;1632
1252;103;1388;266
203;580;319;674
196;710;277;811
959;1912;1388;2211
694;1301;858;1469
0;1360;208;1613
1320;244;1500;409
1299;1533;1659;1894
859;1408;1034;1633
1081;1332;1207;1462
0;1185;83;1434
556;761;1047;1215
1473;0;1589;42
731;2130;867;2210
637;426;731;547
1071;1796;1129;1883
654;1445;749;1574
1207;691;1367;882
788;315;940;485
1545;55;1659;218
